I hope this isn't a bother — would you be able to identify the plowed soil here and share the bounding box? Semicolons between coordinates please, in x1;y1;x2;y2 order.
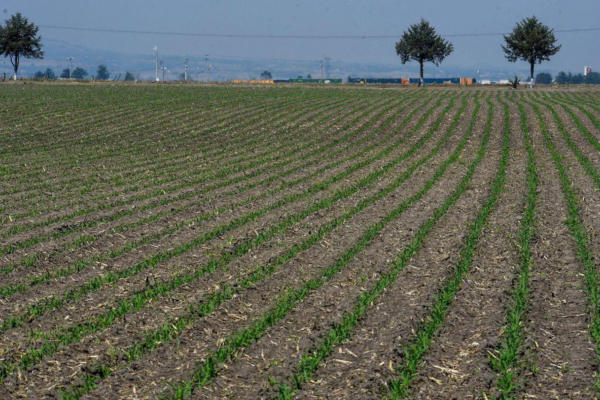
1;84;600;400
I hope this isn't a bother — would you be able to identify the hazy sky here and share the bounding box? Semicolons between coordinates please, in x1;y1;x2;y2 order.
3;0;599;74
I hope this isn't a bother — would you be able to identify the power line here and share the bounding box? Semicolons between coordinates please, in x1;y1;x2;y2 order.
38;24;600;40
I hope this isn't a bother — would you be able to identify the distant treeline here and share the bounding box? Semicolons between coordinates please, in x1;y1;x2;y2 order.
32;66;137;81
536;71;600;84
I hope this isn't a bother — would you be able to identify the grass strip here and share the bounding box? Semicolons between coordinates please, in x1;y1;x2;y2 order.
54;93;467;400
386;95;509;398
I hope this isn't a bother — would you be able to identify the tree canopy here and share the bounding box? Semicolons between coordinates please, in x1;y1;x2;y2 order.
555;71;568;84
71;67;88;80
34;67;55;80
502;16;561;80
585;72;600;85
96;64;110;80
124;71;136;81
395;18;453;81
556;71;600;85
555;70;600;85
534;72;552;84
0;12;44;80
260;70;272;79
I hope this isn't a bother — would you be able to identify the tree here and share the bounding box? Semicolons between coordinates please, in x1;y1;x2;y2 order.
71;67;88;80
0;13;44;80
535;72;552;84
555;71;568;84
33;67;55;80
297;75;303;79
96;64;110;80
124;71;135;81
260;70;272;79
395;18;453;84
585;72;600;85
571;73;584;84
60;68;70;79
502;16;561;80
307;74;312;79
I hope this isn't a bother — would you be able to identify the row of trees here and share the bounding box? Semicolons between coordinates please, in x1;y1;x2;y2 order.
556;71;600;85
396;16;561;83
33;65;138;81
535;71;600;84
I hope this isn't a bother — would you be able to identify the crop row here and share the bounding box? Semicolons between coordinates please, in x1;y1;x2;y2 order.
0;91;459;387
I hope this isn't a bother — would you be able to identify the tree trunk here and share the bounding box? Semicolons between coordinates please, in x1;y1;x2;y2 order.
530;62;534;81
11;55;19;81
420;61;424;79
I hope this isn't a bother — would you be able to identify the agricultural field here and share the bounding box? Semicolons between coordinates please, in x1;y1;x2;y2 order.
1;84;600;399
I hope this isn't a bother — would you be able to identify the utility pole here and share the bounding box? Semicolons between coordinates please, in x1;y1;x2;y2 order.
160;60;165;82
184;57;188;82
206;54;210;82
155;47;160;82
324;57;331;79
319;60;323;83
68;57;73;80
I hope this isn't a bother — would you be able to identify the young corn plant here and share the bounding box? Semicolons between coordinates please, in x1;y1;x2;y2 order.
489;97;538;399
525;99;600;394
56;92;464;399
387;94;510;398
272;93;488;398
0;92;455;385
